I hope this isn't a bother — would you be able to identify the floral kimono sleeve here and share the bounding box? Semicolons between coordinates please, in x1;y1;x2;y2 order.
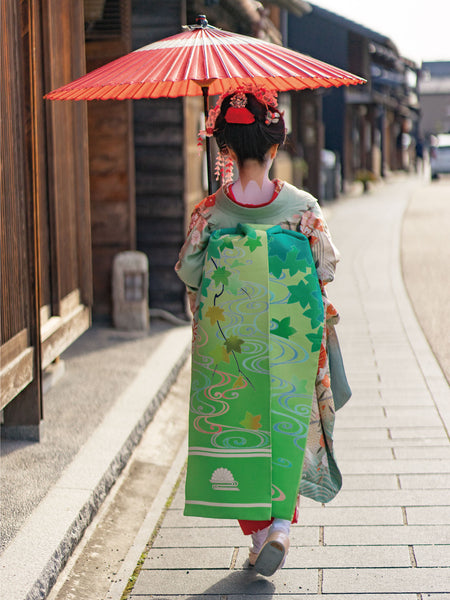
299;209;340;325
299;208;340;285
175;207;211;298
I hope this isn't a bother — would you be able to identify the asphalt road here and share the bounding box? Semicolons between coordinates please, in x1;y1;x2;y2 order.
401;174;450;383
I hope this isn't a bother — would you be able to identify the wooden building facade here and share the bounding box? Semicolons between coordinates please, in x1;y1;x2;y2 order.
1;0;92;440
132;0;190;317
85;0;135;318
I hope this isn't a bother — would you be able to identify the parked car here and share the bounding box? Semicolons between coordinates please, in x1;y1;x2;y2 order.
430;133;450;179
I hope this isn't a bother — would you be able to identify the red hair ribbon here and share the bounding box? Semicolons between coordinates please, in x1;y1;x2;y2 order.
224;106;255;125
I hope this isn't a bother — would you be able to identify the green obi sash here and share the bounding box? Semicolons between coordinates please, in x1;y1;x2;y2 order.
185;224;324;520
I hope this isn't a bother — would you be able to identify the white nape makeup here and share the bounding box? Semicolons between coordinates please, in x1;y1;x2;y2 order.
230;145;278;206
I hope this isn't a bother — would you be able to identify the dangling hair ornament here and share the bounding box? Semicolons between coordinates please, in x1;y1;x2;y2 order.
214;149;234;184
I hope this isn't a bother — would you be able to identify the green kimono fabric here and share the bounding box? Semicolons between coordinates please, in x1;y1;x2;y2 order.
185;223;324;520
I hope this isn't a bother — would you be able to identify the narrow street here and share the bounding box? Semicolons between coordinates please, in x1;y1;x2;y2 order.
41;174;450;600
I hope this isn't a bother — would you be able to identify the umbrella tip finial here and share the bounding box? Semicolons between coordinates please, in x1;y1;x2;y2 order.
196;14;208;27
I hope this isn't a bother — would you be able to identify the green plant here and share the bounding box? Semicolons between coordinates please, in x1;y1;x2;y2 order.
354;169;377;192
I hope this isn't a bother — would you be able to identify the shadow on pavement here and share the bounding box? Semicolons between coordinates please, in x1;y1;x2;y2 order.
183;568;275;599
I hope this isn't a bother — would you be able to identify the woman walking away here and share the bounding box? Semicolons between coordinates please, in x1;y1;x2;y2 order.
175;87;350;577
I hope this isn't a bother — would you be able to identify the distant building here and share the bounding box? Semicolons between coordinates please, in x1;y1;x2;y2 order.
287;4;420;185
418;61;450;138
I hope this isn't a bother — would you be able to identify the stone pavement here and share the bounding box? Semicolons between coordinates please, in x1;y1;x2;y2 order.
118;176;450;599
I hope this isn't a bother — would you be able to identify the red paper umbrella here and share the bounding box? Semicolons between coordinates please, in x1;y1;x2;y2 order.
46;15;365;101
45;15;366;192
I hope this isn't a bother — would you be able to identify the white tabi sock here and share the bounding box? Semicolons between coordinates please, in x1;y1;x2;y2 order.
250;526;270;554
269;518;291;536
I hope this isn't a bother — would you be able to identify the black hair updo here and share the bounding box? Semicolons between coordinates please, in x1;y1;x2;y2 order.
213;93;286;166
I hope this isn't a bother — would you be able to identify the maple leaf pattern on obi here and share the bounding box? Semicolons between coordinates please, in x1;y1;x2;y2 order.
244;235;263;252
304;306;323;330
233;375;246;389
287;280;310;307
306;331;322;353
220;238;235;252
212;266;231;286
210;343;231;365
291;375;309;395
271;316;297;339
226;272;242;295
225;335;245;354
205;305;225;325
230;259;245;269
240;411;262;430
269;254;284;279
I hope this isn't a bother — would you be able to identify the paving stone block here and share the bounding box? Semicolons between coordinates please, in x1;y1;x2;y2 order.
336;437;442;451
385;406;442;418
364;395;432;406
335;406;385;417
336;446;394;460
393;445;450;459
322;566;450;594
380;389;434;401
342;389;381;400
152;526;246;548
296;506;403;526
405;506;450;525
413;544;450;567
390;438;450;447
324;525;450;546
340;458;450;475
336;446;393;459
386;412;443;427
286;526;320;546
340;474;399;490
143;547;235;570
389;427;447;439
132;566;318;595
377;370;426;390
340;415;443;429
399;473;450;488
334;428;390;440
327;488;450;507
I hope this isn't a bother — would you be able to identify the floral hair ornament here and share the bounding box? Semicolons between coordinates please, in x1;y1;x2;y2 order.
265;109;281;125
202;84;280;138
224;91;255;125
